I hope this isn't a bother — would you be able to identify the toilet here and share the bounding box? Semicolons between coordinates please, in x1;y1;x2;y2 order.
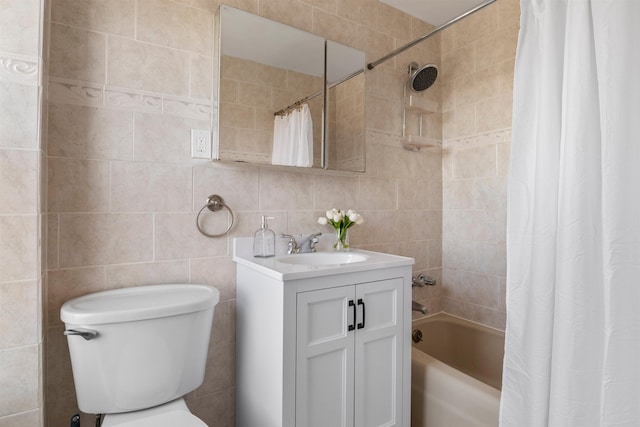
60;284;220;426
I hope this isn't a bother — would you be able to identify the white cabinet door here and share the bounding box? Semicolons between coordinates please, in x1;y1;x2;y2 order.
296;278;404;427
354;277;404;427
296;286;355;427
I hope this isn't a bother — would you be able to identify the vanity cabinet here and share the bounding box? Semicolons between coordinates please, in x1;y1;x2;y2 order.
296;278;403;427
233;242;413;427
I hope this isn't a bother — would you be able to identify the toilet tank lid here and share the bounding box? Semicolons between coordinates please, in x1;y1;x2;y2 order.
60;284;220;325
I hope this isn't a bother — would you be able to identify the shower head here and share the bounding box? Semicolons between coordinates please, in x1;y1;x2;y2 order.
407;62;438;93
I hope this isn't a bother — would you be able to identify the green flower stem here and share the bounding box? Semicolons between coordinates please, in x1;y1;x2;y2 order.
332;222;353;250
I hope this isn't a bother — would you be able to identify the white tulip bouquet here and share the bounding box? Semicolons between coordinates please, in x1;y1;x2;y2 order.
317;208;364;250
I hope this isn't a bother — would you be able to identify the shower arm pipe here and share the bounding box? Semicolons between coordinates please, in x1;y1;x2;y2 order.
366;0;497;71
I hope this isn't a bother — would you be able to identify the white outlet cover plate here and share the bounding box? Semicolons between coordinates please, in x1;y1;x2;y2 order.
191;129;212;159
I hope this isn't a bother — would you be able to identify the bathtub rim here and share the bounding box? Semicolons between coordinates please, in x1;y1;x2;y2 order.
412;311;505;335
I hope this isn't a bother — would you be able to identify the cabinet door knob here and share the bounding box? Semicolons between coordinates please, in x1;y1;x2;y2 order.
348;300;356;331
357;299;366;329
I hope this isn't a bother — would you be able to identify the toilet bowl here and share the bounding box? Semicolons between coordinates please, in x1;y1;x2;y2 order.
101;398;206;427
61;284;219;426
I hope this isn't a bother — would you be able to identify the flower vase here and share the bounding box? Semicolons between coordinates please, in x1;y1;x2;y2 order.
334;228;350;251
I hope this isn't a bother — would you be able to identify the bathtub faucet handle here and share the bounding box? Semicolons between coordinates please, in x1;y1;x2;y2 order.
412;274;436;287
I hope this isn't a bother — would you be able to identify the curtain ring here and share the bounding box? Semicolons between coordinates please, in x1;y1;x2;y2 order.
196;195;234;238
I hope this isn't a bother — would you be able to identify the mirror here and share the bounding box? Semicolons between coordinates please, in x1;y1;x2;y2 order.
213;5;366;171
326;41;366;172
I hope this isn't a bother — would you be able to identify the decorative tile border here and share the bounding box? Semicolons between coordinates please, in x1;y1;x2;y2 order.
443;128;511;151
163;95;212;121
48;78;104;107
47;80;212;120
0;51;39;86
105;87;162;113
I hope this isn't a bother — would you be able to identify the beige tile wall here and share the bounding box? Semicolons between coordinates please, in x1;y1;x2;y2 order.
43;0;441;426
440;0;519;330
0;0;45;425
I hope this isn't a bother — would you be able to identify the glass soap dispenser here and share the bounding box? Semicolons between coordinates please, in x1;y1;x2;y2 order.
253;216;275;257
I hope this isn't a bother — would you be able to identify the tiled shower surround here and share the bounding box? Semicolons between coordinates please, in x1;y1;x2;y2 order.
440;2;519;328
0;0;519;425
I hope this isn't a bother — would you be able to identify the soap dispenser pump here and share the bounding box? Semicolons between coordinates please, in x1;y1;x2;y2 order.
253;216;275;257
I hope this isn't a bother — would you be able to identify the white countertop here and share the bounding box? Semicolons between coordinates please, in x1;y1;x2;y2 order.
232;236;414;281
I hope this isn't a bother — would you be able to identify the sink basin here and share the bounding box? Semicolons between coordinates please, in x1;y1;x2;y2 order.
278;252;368;266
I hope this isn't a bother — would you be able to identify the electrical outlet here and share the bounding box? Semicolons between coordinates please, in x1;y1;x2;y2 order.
191;129;212;159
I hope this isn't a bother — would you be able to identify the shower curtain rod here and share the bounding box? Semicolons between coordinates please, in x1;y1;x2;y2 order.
274;0;496;116
367;0;497;70
274;68;364;116
274;93;319;116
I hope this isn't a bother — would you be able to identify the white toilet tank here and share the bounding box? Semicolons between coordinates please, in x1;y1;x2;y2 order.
61;284;219;415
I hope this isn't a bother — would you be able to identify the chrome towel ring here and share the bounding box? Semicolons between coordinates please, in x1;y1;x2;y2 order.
196;194;234;238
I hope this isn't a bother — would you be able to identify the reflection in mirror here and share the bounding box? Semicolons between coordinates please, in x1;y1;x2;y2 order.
214;5;367;172
216;5;324;167
325;41;366;172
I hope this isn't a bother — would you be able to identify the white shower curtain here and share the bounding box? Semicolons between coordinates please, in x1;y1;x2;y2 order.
501;1;640;426
272;103;313;167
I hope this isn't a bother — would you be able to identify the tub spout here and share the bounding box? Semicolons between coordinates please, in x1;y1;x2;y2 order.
412;300;428;314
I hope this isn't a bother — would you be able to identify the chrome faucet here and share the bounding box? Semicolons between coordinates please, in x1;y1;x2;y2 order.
280;233;322;254
299;232;322;253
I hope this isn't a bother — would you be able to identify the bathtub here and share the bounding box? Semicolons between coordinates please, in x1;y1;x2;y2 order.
411;313;504;427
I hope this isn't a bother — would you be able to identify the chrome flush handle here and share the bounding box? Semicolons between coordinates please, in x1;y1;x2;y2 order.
64;328;99;341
